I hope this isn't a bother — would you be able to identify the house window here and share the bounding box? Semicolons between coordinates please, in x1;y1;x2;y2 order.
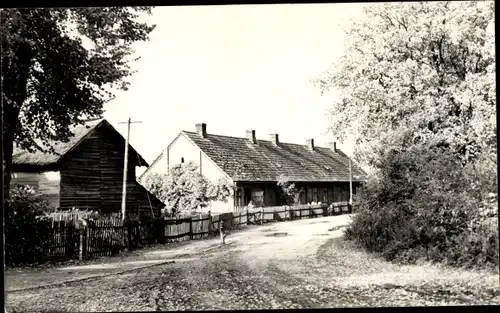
323;188;328;203
181;157;185;163
312;188;318;202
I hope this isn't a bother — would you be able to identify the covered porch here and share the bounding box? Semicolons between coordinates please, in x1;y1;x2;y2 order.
233;181;362;209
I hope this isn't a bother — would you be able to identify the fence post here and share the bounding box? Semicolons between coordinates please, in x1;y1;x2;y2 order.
261;210;264;225
161;217;166;244
64;221;71;259
122;221;127;251
208;212;213;237
84;222;90;260
220;220;225;244
189;217;193;240
127;220;132;251
78;221;86;261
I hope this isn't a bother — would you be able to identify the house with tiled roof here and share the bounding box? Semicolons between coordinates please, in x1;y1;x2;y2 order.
140;123;366;212
11;118;165;215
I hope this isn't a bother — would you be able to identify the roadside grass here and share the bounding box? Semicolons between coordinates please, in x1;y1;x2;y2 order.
316;236;500;302
264;220;500;307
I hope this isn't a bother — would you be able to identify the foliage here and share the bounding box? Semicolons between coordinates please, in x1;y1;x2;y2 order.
314;1;497;269
313;1;495;168
276;174;300;205
5;185;54;265
142;161;236;214
344;146;498;268
1;7;156;199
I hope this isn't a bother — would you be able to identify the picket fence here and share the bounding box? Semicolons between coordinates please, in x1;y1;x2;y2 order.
16;202;353;264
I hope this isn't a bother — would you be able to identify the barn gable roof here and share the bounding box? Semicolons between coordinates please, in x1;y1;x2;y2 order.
180;130;367;182
12;119;149;170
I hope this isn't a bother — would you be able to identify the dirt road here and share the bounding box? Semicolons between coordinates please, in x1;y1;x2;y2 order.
6;215;500;311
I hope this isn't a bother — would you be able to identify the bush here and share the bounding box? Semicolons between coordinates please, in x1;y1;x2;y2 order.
142;161;235;215
5;185;54;265
345;146;498;269
276;174;303;205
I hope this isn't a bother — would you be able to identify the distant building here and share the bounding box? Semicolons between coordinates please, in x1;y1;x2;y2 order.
11;118;165;215
140;123;366;212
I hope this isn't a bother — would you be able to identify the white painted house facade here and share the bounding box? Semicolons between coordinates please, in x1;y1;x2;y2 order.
141;123;234;212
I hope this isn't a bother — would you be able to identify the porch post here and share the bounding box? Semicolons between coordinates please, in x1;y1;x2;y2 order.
241;186;245;207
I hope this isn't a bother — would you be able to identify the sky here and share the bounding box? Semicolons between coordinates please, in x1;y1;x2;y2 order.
103;4;366;165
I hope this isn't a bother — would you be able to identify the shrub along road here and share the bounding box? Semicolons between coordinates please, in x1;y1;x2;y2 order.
6;215;500;311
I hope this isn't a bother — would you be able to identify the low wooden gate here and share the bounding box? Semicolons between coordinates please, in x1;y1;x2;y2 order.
85;218;125;258
44;220;80;262
246;210;261;225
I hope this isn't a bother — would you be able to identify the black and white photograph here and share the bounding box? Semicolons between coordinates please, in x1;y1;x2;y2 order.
2;2;498;311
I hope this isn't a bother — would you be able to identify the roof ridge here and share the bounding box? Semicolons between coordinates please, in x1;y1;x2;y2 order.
182;130;338;151
171;130;367;181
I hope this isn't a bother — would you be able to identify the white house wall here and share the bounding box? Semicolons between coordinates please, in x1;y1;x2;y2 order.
146;150;169;177
166;134;235;213
168;134;227;183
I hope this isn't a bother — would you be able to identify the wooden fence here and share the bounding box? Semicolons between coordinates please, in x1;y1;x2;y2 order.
85;218;125;259
8;202;354;264
46;209;100;225
43;220;80;261
247;202;353;224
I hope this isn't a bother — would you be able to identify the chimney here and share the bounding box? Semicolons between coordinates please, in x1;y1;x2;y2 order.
195;123;207;138
269;133;279;146
306;139;315;151
328;142;337;153
246;130;257;144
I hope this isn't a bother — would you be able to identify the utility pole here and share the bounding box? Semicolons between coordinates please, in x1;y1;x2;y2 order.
118;118;143;222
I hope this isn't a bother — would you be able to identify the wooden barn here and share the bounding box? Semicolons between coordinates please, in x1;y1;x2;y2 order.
11;118;165;215
141;123;367;212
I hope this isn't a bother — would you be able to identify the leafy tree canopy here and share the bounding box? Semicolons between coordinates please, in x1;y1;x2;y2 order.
1;7;156;198
313;1;495;169
142;161;236;214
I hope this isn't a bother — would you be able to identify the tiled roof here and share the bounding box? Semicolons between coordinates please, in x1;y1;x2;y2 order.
182;131;367;182
12;119;148;168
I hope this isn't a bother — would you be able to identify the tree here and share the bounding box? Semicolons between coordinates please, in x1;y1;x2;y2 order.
142;161;235;214
1;7;156;199
318;2;498;268
313;1;495;169
276;174;300;205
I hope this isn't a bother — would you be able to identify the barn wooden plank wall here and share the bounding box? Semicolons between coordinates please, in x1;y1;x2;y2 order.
58;126;163;215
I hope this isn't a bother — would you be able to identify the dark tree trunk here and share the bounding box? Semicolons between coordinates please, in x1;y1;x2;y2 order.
2;121;14;199
2;37;34;202
2;103;18;203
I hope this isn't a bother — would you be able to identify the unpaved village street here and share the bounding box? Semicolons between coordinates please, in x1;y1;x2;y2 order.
6;215;500;311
